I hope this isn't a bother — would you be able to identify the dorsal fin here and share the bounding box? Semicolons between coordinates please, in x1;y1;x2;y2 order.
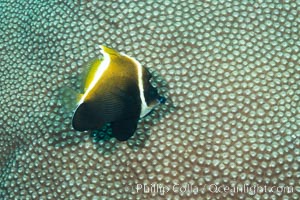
100;45;120;56
81;57;103;92
59;87;83;111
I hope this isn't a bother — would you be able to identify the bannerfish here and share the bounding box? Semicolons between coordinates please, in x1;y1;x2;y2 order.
71;45;165;141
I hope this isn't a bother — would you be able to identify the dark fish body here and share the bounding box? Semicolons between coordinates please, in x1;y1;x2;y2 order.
71;46;164;141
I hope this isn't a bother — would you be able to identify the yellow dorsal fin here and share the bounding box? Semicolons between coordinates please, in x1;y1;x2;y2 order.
82;57;103;92
100;45;120;56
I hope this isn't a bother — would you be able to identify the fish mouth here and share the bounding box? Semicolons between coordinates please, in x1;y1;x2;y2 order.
148;96;166;109
158;96;166;104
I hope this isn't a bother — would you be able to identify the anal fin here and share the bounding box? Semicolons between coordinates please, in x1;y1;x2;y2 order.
72;103;105;131
111;118;139;141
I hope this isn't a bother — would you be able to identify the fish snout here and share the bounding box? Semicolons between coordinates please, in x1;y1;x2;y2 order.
158;96;166;104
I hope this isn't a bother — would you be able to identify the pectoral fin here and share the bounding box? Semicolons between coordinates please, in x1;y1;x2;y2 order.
82;57;103;93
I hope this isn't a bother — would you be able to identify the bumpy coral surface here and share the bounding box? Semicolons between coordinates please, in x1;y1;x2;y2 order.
0;0;299;199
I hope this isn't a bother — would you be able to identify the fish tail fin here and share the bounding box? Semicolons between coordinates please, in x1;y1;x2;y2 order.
59;87;83;112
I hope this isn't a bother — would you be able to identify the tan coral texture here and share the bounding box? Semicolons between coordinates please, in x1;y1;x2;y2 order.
0;0;299;199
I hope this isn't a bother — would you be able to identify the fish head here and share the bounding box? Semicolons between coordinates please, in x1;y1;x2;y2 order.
140;67;166;118
145;81;166;107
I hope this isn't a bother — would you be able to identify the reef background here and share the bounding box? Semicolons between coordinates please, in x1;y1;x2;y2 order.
0;0;299;199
